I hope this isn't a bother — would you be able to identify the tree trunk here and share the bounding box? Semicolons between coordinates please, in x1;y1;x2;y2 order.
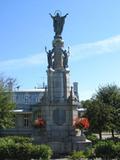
99;131;102;140
111;129;114;139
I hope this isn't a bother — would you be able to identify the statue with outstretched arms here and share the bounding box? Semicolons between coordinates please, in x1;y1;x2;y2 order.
49;12;68;37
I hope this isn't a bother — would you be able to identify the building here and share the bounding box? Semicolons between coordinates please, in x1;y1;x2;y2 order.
13;89;45;127
1;88;45;136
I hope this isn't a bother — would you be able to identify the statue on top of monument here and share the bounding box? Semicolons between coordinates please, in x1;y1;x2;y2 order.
49;11;68;37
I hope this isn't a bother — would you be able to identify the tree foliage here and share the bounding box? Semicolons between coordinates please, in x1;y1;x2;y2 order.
96;84;120;109
0;76;15;129
96;84;120;135
82;99;112;139
82;84;120;139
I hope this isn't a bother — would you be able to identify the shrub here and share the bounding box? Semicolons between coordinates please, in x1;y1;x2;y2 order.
94;140;116;159
87;134;98;145
0;138;15;160
31;144;53;160
12;143;33;160
114;142;120;159
2;136;32;143
0;137;52;160
84;148;95;159
69;151;86;160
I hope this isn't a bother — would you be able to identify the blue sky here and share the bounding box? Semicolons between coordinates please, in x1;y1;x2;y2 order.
0;0;120;100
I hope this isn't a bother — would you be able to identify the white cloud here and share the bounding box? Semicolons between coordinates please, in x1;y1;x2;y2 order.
0;35;120;70
0;52;46;70
70;35;120;61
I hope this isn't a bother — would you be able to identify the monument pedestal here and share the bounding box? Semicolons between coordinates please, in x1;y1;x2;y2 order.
72;139;92;151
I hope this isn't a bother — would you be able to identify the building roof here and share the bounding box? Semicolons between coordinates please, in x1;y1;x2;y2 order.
13;109;32;113
13;88;45;93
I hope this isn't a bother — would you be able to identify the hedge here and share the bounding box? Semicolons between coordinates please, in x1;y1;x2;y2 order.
69;141;120;159
94;140;120;159
0;136;52;160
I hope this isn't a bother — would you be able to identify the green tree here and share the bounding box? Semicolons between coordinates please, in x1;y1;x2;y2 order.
96;84;120;137
0;76;15;130
116;108;120;133
82;99;111;139
82;84;120;139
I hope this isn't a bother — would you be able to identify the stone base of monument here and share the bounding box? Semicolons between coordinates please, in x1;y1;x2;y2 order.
72;137;92;151
48;141;72;154
32;128;92;154
72;129;92;151
47;139;92;154
73;139;92;151
33;137;91;154
42;137;91;154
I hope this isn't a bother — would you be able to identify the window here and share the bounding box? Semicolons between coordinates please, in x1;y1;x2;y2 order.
24;95;29;104
36;111;41;118
24;114;29;128
34;111;41;120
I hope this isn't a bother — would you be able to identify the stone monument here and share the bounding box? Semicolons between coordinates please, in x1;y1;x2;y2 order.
32;11;91;154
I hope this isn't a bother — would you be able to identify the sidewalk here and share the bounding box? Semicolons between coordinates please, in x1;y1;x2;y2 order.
95;132;120;139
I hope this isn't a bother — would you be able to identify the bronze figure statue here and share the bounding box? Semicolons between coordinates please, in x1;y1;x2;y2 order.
63;47;70;68
50;12;68;37
45;47;53;68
